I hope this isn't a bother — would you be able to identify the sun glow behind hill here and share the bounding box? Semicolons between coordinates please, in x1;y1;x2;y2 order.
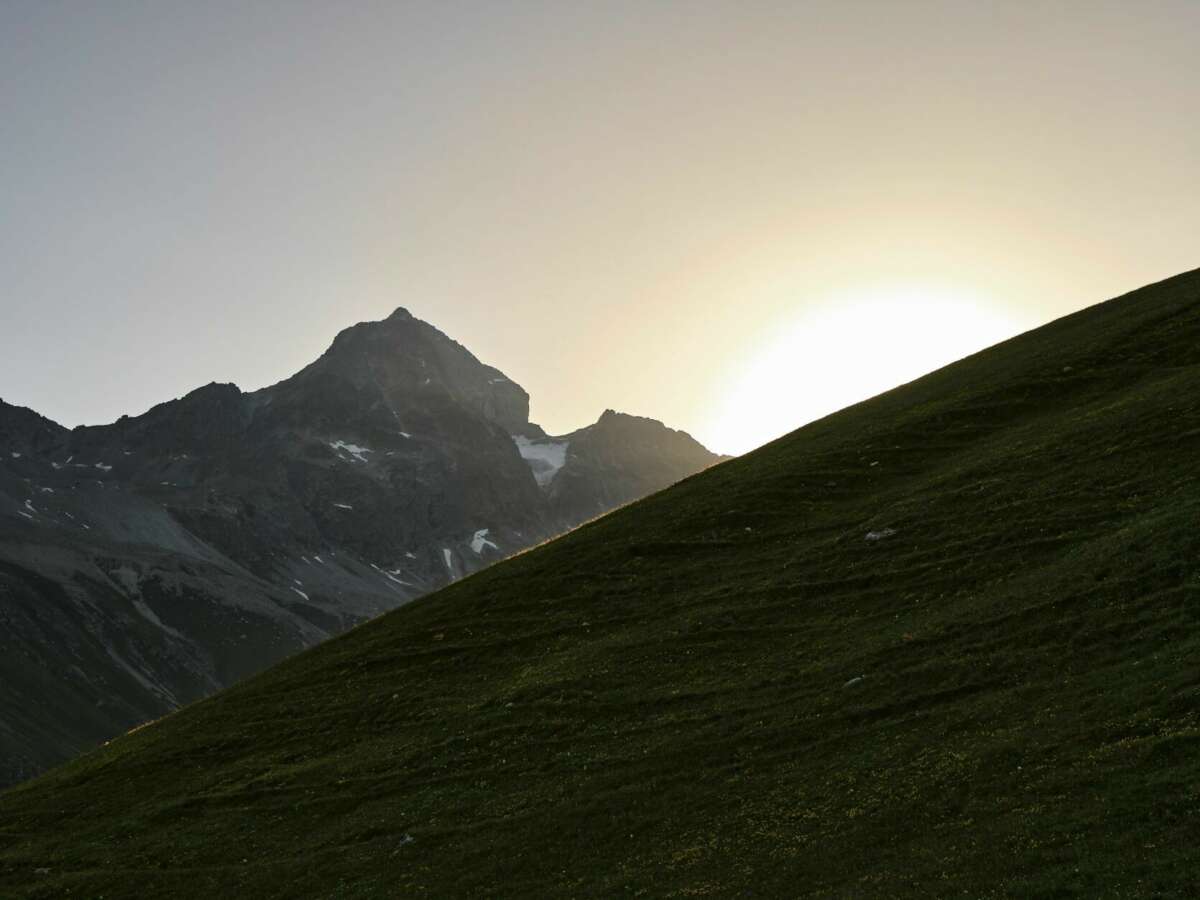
702;284;1031;455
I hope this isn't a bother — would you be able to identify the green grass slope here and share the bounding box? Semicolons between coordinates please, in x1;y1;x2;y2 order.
3;269;1200;898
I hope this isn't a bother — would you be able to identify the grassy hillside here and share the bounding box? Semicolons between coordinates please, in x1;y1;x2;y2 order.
2;269;1199;897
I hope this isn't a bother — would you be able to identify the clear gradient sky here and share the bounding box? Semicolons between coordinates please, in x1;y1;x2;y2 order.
2;2;1197;455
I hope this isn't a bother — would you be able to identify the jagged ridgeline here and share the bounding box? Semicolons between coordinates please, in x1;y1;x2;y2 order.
0;308;722;787
3;268;1200;896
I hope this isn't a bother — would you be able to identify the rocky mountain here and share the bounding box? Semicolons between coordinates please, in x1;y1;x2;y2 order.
0;308;724;786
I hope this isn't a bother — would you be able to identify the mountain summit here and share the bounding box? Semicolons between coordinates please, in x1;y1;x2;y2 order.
273;308;533;433
0;309;723;786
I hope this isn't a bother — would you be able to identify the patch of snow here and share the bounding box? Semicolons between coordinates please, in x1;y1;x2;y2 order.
39;487;54;494
329;440;372;463
314;555;324;564
18;511;33;520
81;523;90;529
293;578;303;586
10;452;20;459
513;435;569;488
333;502;354;510
291;587;310;601
865;528;897;542
442;548;453;572
399;431;411;439
383;569;411;586
24;500;36;514
51;462;62;470
470;528;498;554
405;552;417;559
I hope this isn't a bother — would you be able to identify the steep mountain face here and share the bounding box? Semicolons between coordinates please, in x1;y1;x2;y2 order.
0;309;722;786
3;268;1198;898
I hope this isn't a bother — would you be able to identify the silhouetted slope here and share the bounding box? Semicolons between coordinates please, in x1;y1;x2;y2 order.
1;268;1199;897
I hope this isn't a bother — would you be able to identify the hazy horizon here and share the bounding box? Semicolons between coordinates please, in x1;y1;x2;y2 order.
3;1;1198;455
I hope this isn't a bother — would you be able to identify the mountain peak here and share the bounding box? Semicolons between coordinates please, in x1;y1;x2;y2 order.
267;305;534;433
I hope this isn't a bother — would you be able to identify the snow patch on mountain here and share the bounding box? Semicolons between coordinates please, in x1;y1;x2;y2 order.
329;441;371;463
513;435;568;487
383;568;410;586
470;528;498;554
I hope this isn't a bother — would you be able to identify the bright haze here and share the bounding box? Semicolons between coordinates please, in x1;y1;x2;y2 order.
2;2;1197;455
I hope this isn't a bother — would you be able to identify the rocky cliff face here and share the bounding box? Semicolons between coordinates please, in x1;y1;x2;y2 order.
0;308;724;786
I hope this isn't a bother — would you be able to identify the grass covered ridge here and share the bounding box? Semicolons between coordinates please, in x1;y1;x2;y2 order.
2;268;1200;897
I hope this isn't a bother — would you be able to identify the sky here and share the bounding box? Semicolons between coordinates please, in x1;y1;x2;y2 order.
2;2;1198;455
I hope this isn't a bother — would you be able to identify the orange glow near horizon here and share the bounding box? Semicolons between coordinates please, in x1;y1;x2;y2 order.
699;284;1030;455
